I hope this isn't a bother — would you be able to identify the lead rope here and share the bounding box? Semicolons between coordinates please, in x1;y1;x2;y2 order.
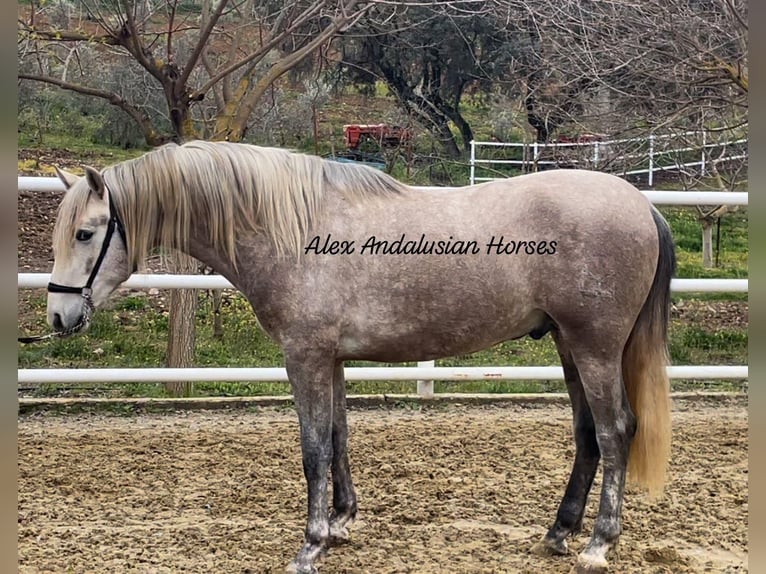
18;294;95;344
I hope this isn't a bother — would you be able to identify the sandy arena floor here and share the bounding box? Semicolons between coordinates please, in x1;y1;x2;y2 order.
18;398;747;573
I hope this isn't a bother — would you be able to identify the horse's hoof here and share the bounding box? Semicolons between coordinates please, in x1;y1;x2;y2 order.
285;561;318;574
329;513;355;544
569;554;609;573
329;523;350;543
530;537;569;556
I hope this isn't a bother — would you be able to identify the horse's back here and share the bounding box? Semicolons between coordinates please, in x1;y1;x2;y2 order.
289;171;659;360
466;169;650;218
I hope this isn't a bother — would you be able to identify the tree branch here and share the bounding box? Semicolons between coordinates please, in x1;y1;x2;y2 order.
20;25;119;45
227;1;369;137
191;0;339;99
18;73;169;145
166;0;177;62
120;0;164;83
178;0;230;89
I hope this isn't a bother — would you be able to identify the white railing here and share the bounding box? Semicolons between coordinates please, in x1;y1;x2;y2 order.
18;177;749;392
16;273;749;293
17;178;750;205
469;131;748;186
17;366;748;384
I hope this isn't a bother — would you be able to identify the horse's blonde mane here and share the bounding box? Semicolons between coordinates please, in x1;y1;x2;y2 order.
55;141;408;269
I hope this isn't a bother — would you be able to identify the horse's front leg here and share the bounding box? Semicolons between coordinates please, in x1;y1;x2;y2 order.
285;350;335;574
329;360;357;542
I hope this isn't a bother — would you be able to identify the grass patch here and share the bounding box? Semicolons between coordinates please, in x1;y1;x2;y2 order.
19;286;748;398
669;324;747;365
660;207;748;279
18;134;147;169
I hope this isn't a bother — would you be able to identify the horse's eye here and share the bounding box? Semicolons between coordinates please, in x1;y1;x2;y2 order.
75;229;94;242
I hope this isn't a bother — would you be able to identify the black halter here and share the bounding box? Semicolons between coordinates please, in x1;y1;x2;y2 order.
18;189;129;344
47;191;128;299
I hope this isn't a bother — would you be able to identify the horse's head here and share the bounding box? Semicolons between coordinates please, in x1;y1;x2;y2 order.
47;166;132;335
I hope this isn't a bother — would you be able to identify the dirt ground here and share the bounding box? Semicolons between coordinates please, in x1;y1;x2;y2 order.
18;399;747;574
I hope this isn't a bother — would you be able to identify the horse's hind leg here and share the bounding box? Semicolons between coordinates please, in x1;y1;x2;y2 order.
329;361;358;542
531;330;600;557
568;337;636;573
285;351;335;574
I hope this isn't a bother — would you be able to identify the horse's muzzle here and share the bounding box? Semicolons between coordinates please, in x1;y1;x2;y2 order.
47;299;93;337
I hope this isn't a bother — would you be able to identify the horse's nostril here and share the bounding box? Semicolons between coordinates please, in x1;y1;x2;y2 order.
52;313;64;332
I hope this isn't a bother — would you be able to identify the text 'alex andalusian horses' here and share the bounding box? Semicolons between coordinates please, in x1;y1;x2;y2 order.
45;141;675;573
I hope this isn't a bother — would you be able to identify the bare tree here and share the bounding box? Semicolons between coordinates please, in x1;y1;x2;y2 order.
495;0;748;140
18;0;373;143
671;123;747;268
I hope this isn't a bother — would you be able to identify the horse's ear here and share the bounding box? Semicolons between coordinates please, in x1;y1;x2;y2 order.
54;167;80;190
83;165;105;199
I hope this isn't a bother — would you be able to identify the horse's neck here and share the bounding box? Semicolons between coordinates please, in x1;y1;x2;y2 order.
184;227;266;289
180;189;349;291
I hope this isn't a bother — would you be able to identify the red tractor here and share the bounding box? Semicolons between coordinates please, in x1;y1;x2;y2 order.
343;124;413;150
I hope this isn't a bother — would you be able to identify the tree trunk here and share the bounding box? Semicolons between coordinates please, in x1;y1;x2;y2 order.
448;109;474;151
701;218;715;268
162;103;201;397
434;118;462;158
165;253;198;397
525;94;551;143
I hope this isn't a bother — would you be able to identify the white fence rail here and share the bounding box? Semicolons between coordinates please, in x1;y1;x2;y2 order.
18;177;750;205
18;366;748;384
469;131;748;186
18;177;749;390
16;273;749;293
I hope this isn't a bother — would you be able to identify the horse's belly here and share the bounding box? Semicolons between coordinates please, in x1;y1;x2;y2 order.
338;308;548;362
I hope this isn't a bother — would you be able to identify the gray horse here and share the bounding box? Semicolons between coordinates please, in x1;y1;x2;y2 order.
46;141;675;573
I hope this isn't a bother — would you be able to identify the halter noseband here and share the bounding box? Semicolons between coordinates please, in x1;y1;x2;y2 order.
18;184;129;343
46;191;128;300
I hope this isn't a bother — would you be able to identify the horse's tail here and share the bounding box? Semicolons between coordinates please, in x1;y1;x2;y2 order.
622;206;676;497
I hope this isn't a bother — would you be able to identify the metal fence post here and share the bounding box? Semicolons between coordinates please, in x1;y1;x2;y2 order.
648;134;655;187
522;143;528;172
532;141;538;172
416;360;435;397
469;140;476;185
701;131;707;177
593;141;600;169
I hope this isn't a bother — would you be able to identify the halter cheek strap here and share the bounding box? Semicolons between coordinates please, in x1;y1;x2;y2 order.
47;193;128;298
19;189;129;344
